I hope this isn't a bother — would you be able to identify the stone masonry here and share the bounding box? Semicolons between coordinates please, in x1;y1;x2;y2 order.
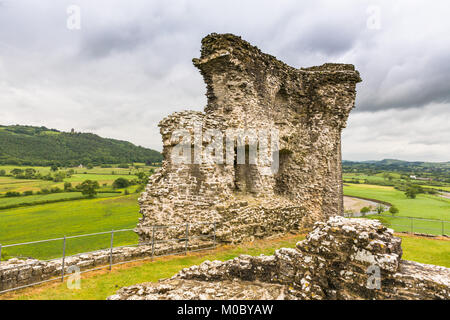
0;239;212;292
136;33;362;244
110;217;450;300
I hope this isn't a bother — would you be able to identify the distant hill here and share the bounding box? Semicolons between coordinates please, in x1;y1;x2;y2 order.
343;159;450;182
0;125;162;166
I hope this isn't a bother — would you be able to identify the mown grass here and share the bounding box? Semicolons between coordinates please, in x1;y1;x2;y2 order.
400;236;450;267
343;184;450;220
0;194;140;260
344;184;450;235
0;233;447;300
0;192;118;207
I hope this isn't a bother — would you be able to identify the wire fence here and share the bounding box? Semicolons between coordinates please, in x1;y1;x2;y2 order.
0;221;216;294
368;215;449;236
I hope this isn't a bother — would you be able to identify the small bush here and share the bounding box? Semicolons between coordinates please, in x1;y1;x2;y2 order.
389;206;399;215
360;207;370;216
5;191;21;197
50;187;62;193
113;178;130;189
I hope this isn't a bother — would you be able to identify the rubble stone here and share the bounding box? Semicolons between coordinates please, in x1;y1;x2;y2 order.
111;217;450;300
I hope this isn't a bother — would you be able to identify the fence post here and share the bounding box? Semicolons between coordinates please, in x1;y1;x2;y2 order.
61;236;66;282
109;230;114;271
0;243;2;262
442;221;445;236
185;223;189;255
213;222;216;248
410;218;413;234
151;225;155;261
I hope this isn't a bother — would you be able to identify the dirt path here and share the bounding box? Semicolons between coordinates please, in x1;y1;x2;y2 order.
343;196;387;217
439;192;450;199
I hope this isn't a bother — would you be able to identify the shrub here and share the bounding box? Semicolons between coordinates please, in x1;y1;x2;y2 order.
405;188;417;199
5;191;21;197
64;182;73;192
360;207;370;215
389;206;399;215
79;180;99;198
50;187;62;193
112;178;130;189
22;190;33;196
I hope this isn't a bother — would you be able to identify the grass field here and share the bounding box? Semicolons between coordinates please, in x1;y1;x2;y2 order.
344;184;450;220
0;164;150;261
0;194;140;260
0;177;60;194
0;233;447;300
344;183;450;235
0;164;156;195
421;185;450;192
0;192;119;208
0;165;156;176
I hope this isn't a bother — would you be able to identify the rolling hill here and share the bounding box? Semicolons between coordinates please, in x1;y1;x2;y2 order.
0;125;162;166
343;159;450;182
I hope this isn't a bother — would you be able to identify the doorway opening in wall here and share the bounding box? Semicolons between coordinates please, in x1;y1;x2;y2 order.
233;144;258;194
274;148;292;195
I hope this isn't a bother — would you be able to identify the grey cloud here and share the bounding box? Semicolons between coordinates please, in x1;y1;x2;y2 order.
80;25;144;58
0;0;449;160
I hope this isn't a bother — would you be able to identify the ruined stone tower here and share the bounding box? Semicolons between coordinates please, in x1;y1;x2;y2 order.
136;33;361;243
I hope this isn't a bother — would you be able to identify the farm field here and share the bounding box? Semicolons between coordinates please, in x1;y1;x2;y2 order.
0;164;158;261
0;233;447;300
0;164;155;175
344;183;450;235
0;177;59;194
343;184;450;220
0;194;140;260
0;192;119;208
421;185;450;192
0;164;157;195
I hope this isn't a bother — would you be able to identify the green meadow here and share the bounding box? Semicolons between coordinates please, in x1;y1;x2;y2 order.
0;164;157;195
344;184;450;235
0;192;118;208
0;194;140;260
343;184;450;220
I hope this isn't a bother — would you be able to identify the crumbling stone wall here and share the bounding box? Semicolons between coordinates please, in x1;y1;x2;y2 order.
0;240;212;292
137;33;361;244
110;217;450;300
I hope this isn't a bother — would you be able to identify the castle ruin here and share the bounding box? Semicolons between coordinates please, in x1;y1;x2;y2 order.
136;33;362;243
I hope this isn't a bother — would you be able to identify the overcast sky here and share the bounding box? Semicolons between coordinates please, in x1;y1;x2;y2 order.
0;0;449;162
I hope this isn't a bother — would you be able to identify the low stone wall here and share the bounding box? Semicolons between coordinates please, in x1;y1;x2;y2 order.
0;240;212;293
109;217;450;300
